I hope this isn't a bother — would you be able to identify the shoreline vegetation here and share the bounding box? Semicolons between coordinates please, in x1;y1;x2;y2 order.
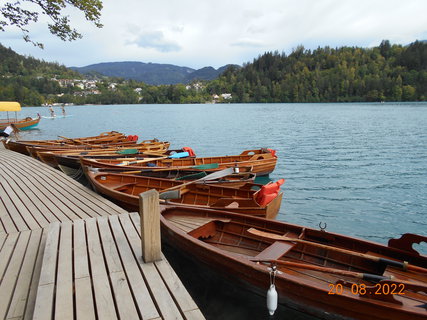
1;40;426;106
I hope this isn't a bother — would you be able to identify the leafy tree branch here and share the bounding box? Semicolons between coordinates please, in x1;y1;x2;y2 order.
0;0;103;48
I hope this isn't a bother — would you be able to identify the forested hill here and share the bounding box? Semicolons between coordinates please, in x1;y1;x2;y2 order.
71;62;236;84
208;40;427;102
0;44;82;105
0;45;79;79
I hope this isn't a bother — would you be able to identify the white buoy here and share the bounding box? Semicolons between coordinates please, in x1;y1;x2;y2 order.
267;284;278;316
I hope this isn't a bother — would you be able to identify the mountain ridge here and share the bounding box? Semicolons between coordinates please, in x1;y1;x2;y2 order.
71;61;238;85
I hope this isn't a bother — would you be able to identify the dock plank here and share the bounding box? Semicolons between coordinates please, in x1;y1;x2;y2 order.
0;198;18;234
11;155;124;216
86;217;118;320
97;216;139;319
0;183;29;231
11;161;96;221
0;173;43;230
74;278;96;320
73;219;96;320
154;259;204;318
108;215;160;319
126;213;185;319
0;166;69;224
0;233;19;280
55;221;74;320
3;159;86;223
23;229;47;320
6;228;42;320
32;223;60;320
0;231;31;320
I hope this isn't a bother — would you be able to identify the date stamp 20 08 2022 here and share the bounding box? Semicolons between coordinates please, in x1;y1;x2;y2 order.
328;283;405;296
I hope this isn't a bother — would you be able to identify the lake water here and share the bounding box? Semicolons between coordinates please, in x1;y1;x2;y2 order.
19;102;427;252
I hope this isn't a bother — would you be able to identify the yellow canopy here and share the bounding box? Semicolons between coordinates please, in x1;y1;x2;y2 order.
0;101;21;111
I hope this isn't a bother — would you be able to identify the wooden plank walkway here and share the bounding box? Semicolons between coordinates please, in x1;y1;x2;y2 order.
33;213;203;320
0;145;126;233
0;144;204;319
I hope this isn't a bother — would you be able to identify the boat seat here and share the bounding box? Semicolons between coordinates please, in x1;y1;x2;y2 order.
188;218;231;239
113;182;137;191
254;241;296;260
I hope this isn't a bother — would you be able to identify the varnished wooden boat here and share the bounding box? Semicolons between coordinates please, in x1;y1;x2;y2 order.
84;169;284;219
80;148;278;176
2;131;133;155
25;139;140;156
35;141;171;168
161;206;427;320
84;165;256;188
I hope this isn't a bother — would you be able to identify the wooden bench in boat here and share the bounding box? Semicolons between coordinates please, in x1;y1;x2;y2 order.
168;215;231;233
254;241;296;260
113;182;138;191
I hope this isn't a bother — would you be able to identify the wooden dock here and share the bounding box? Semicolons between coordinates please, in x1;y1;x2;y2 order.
0;144;204;319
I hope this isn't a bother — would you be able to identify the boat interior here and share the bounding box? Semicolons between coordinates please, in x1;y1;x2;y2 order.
163;208;427;308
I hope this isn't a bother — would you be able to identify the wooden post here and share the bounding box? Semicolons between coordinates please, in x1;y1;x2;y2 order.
139;189;162;262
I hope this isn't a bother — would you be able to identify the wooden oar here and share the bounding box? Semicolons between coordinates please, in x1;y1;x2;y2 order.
251;259;391;282
121;163;220;174
248;228;427;274
116;156;167;166
58;135;88;145
115;151;189;166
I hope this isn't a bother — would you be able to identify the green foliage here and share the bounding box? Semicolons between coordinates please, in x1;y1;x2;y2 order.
213;41;427;103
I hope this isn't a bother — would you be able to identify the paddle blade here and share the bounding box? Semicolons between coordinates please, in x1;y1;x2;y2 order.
116;148;139;155
159;189;181;200
176;172;208;181
198;167;235;181
192;163;219;170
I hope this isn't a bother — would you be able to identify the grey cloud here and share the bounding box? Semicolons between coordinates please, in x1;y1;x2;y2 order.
130;30;181;52
231;39;264;48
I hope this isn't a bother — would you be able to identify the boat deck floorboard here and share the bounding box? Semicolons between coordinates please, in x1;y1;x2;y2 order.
0;143;204;319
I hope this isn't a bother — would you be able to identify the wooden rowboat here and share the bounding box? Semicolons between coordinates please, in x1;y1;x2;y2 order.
160;206;427;320
35;141;171;168
84;169;284;219
80;148;278;176
84;166;256;188
2;131;133;155
25;139;140;156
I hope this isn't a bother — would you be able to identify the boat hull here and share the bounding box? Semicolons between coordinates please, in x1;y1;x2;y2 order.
0;115;40;131
160;207;427;320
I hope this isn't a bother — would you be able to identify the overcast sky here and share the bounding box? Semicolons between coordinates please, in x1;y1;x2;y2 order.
2;0;427;69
